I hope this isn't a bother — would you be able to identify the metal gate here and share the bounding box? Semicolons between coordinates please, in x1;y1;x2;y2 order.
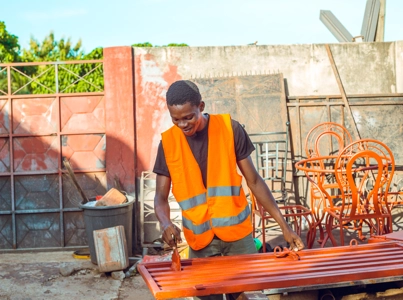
0;60;106;250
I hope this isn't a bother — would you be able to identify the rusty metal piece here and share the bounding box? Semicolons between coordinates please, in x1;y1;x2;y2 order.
138;241;403;299
93;225;129;273
349;239;358;247
274;246;300;261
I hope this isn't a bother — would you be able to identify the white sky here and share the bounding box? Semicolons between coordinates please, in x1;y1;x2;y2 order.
2;0;403;53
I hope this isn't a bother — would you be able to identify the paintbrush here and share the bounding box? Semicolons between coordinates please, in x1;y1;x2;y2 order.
171;235;181;271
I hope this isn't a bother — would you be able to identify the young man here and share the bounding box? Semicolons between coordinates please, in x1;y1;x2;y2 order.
153;79;304;259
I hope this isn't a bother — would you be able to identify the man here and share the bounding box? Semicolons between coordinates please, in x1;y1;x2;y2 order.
153;80;304;298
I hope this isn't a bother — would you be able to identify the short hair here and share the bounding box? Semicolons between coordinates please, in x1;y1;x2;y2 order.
166;80;201;106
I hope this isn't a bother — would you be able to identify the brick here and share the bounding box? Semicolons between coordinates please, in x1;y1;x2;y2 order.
95;188;127;206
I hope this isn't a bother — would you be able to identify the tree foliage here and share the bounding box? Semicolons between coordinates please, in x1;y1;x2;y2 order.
21;32;84;62
1;21;189;95
8;32;104;94
132;42;189;47
164;43;188;47
0;21;20;63
132;42;154;47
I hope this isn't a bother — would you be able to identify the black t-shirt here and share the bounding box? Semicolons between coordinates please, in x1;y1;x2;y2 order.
153;114;255;187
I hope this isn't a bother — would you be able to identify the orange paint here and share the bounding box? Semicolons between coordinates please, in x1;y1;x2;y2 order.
139;242;403;299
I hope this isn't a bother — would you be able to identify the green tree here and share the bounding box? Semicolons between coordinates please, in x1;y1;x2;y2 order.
132;42;189;47
0;21;20;63
0;21;21;93
132;42;154;47
14;32;103;94
21;32;84;62
163;43;188;47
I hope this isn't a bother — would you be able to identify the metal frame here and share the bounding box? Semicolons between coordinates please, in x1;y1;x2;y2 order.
248;122;290;204
0;60;105;251
286;93;403;161
139;171;182;248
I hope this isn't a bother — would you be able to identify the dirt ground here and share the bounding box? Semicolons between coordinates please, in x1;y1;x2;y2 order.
2;221;403;300
0;250;158;300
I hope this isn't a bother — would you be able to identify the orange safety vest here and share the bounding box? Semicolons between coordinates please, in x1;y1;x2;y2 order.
161;114;252;250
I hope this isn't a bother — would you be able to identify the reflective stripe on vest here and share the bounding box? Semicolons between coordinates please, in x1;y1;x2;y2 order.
182;216;211;234
211;205;251;228
177;193;206;211
208;186;241;197
178;185;241;211
182;204;251;233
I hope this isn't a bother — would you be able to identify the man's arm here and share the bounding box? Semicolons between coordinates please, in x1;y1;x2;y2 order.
237;156;304;251
154;174;182;247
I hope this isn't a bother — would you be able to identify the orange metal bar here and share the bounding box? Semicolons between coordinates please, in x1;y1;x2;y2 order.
138;242;403;299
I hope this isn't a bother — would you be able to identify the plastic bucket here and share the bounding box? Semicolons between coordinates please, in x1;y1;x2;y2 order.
80;198;134;264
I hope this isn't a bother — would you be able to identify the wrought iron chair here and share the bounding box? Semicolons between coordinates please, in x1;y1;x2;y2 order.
249;189;316;251
248;122;315;251
323;139;394;247
305;122;353;158
304;122;354;244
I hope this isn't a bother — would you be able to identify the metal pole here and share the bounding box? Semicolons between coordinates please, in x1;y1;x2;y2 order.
325;44;361;139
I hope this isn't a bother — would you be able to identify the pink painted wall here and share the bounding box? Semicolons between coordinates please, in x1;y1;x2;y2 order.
134;52;181;176
103;47;136;193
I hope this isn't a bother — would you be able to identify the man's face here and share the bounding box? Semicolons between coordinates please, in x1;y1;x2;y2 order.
168;101;205;136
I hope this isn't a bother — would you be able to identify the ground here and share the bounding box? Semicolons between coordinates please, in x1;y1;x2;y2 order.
2;223;403;300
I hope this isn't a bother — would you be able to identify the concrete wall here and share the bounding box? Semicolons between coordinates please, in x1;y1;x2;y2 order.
132;41;403;174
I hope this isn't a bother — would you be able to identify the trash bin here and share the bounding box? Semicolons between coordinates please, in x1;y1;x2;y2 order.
80;197;134;264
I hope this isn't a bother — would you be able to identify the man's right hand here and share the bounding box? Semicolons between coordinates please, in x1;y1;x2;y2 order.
161;223;182;248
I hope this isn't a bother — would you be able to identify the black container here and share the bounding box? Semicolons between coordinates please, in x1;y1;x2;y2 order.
80;199;133;264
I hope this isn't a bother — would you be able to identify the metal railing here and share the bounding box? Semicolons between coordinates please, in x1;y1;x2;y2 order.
0;60;103;96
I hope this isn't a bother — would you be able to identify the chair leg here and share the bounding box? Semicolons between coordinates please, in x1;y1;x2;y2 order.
322;214;338;247
318;217;326;243
262;218;266;253
307;217;317;249
339;219;345;246
252;213;256;238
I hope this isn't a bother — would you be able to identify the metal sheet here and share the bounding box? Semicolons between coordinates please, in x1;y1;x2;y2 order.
139;242;403;299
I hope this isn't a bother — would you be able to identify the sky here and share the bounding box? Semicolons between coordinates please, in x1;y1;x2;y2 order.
2;0;403;53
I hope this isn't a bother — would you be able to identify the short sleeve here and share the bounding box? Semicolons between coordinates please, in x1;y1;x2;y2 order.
232;119;255;161
153;141;170;177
